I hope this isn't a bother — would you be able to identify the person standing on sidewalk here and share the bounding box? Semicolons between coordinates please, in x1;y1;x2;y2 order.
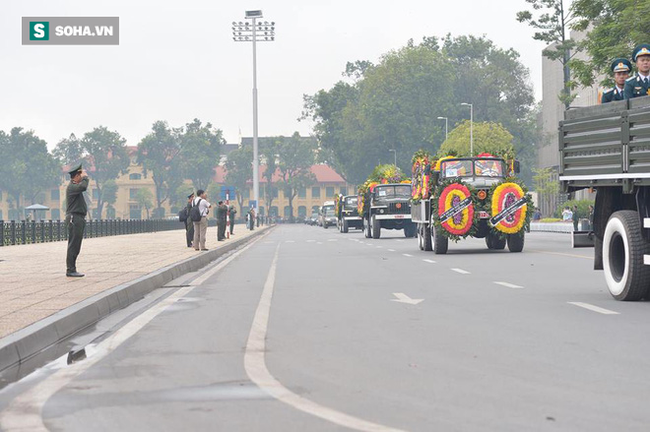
192;190;211;251
572;205;579;231
216;200;227;241
65;164;89;277
229;205;237;235
185;193;195;248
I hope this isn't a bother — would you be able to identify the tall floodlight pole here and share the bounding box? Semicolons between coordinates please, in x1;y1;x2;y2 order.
460;103;473;157
389;149;397;166
232;11;275;215
437;116;448;142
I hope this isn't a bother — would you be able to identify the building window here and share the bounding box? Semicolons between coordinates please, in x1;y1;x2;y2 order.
298;188;306;198
51;209;60;220
273;188;278;198
311;187;320;198
340;186;348;195
129;204;141;219
270;206;279;217
311;205;320;214
129;173;142;180
298;206;307;217
106;206;116;219
129;188;139;200
326;187;335;197
284;206;292;218
51;189;60;201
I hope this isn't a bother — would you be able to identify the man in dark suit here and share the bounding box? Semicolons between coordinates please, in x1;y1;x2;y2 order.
624;44;650;99
602;58;631;103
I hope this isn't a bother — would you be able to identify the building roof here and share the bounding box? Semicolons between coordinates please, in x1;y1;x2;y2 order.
214;164;346;185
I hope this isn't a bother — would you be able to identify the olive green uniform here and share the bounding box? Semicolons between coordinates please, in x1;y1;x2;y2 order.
229;207;237;234
66;177;89;274
217;204;228;240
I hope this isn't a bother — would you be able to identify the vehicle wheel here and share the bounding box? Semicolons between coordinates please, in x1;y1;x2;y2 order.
422;224;433;251
342;219;349;233
372;215;381;239
603;210;650;301
417;225;424;250
486;232;506;250
404;223;416;238
364;217;371;238
507;231;525;252
324;223;328;229
432;226;448;255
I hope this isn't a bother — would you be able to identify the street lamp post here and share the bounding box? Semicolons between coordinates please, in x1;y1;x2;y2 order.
460;103;473;157
232;11;275;216
437;116;448;142
389;149;397;167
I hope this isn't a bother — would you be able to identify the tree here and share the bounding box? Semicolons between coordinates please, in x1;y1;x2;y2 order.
517;0;577;108
533;167;560;216
438;121;515;158
80;126;130;219
136;188;154;219
178;119;224;191
0;128;60;212
103;180;118;219
53;133;84;167
137;121;182;217
224;146;253;214
571;0;650;87
261;139;279;215
276;133;316;221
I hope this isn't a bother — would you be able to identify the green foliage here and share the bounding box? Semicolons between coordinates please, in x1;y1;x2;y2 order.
137;121;182;210
0;128;61;210
102;180;118;206
554;199;594;219
224;145;253;214
136;188;154;218
438;121;515;158
532;167;559;215
275;132;317;221
178;119;224;191
516;0;576;107
304;34;537;185
53;133;84;167
261;138;279;213
571;0;650;87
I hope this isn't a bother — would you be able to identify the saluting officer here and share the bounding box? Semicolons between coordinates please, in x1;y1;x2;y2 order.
601;58;632;103
65;164;89;277
624;44;650;99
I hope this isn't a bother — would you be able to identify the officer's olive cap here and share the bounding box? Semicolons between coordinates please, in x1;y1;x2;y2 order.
611;58;632;73
633;44;650;61
68;163;82;176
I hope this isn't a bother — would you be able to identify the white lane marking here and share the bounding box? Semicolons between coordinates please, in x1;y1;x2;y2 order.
423;259;436;264
376;246;383;249
0;233;268;432
317;242;323;245
245;246;405;432
264;241;274;244
285;240;295;243
494;281;523;289
391;293;424;305
306;240;316;243
387;249;396;252
396;240;404;242
328;239;338;242
568;302;620;315
451;268;470;275
402;254;413;257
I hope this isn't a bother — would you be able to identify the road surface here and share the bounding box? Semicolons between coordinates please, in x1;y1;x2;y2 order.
1;224;649;431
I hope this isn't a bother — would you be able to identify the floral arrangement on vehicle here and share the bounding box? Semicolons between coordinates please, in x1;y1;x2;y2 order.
411;149;434;203
357;164;409;214
431;177;480;241
488;177;533;235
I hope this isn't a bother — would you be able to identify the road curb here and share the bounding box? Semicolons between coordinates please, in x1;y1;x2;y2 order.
0;226;273;374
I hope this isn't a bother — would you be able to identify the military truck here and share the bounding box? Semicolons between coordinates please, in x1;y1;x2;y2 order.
335;195;363;233
411;152;528;254
357;165;416;239
559;96;650;301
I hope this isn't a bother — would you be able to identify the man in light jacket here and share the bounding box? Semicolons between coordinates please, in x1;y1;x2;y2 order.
193;190;211;251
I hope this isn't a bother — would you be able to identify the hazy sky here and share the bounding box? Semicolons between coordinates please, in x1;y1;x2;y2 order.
1;0;551;149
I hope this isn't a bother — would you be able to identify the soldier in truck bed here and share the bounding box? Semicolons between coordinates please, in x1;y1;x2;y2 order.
624;44;650;99
601;58;631;103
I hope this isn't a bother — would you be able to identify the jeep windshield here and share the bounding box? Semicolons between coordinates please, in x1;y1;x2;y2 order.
441;159;506;178
344;197;358;209
374;185;411;200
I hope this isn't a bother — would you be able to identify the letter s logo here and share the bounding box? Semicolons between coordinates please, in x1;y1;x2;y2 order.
34;23;45;38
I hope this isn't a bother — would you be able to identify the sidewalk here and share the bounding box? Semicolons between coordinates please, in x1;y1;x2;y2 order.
0;225;259;339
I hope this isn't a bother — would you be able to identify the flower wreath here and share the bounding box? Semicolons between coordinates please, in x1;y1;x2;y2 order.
487;177;534;235
431;178;479;241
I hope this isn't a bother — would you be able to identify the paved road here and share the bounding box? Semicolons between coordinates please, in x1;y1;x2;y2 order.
1;224;650;431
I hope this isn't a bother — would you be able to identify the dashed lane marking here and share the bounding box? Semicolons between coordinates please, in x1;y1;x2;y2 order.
402;254;413;257
306;240;315;243
568;302;620;315
494;281;523;289
376;246;383;249
387;249;396;252
451;268;470;275
528;249;592;260
285;240;295;243
317;242;323;245
423;259;436;264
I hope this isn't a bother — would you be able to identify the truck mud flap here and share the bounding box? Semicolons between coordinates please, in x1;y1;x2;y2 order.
572;231;595;248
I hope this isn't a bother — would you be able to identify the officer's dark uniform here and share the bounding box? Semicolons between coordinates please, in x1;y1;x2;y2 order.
217;203;227;240
602;58;632;103
185;194;195;247
65;164;88;277
624;44;650;99
229;206;237;235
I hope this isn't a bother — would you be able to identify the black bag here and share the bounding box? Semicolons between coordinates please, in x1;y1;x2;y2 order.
190;199;203;222
178;207;188;222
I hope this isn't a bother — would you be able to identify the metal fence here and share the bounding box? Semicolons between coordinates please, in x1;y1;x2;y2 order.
1;219;186;246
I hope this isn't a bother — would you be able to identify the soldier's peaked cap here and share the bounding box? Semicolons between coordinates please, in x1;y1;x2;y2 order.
68;163;82;176
633;44;650;61
611;58;632;73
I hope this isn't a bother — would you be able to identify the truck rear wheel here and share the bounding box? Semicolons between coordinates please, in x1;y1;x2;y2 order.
603;210;650;301
417;225;424;250
364;217;371;238
372;215;381;239
486;232;506;250
507;231;525;252
432;226;448;255
342;219;349;233
422;224;433;251
404;223;416;238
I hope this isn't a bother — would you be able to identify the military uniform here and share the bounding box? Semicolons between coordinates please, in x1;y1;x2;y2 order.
602;58;632;103
65;164;88;277
624;45;650;99
185;194;195;247
217;203;228;240
229;206;237;234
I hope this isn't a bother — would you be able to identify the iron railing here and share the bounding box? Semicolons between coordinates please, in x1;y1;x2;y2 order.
0;219;189;246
